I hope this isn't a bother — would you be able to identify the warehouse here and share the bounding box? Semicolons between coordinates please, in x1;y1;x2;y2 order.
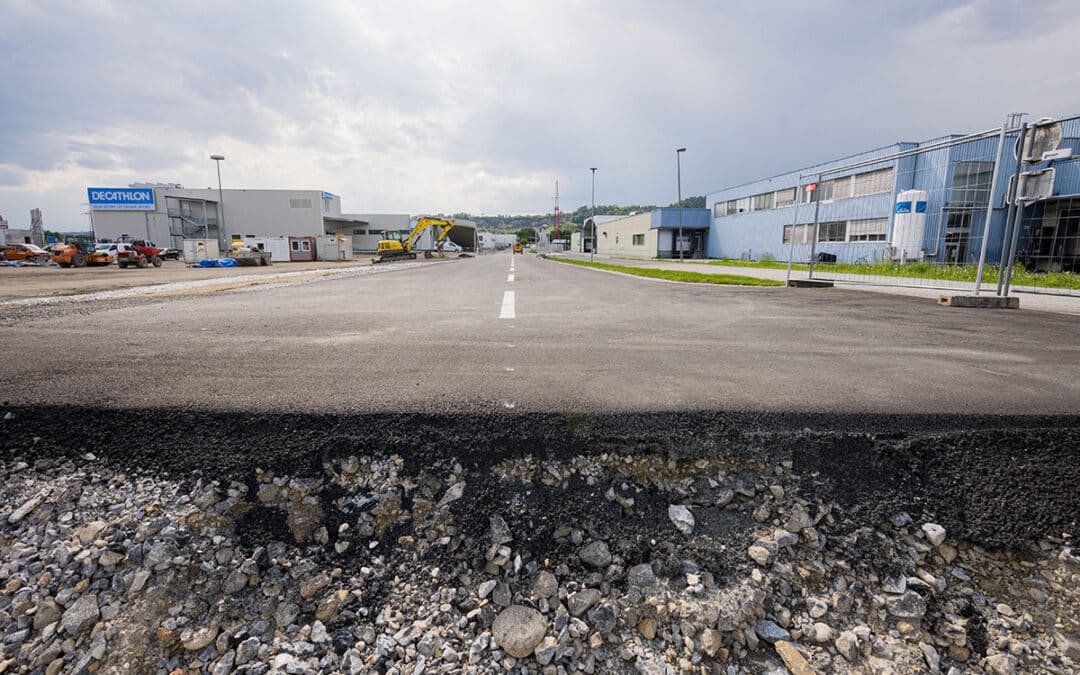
87;184;477;255
705;116;1080;270
587;209;710;259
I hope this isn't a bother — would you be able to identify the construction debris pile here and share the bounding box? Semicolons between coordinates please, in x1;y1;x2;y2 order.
1;428;1078;674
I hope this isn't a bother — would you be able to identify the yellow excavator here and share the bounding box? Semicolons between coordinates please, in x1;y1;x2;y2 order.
374;216;455;264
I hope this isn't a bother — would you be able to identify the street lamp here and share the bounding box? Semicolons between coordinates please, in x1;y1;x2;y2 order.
676;147;686;261
590;167;597;262
210;154;226;244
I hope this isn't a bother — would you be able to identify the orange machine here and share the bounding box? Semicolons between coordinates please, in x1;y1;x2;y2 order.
50;243;114;268
3;242;51;263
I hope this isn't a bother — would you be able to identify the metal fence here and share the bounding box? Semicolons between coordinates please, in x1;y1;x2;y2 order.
785;113;1080;297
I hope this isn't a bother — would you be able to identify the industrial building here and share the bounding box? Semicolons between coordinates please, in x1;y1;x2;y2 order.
577;209;710;259
705;118;1080;271
87;184;477;255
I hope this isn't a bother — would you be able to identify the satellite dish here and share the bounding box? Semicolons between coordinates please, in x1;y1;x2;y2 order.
1016;118;1063;164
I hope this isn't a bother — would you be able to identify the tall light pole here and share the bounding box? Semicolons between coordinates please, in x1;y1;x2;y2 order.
210;154;226;245
590;167;597;262
676;147;686;261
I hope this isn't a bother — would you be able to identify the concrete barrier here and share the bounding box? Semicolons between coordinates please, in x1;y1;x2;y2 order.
938;294;1020;309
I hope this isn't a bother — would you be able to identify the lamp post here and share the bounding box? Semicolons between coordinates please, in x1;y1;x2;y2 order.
676;147;686;261
590;167;597;262
210;154;226;245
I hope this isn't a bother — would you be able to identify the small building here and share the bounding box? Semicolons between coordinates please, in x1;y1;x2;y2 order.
576;216;622;253
590;209;711;259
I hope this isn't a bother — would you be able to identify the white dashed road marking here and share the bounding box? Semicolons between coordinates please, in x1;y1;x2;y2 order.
499;290;515;319
507;274;514;282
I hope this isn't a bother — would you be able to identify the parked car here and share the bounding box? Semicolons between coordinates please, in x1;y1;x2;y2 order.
3;242;51;263
159;247;181;260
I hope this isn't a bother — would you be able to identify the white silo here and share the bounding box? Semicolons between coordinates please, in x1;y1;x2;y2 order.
889;190;928;262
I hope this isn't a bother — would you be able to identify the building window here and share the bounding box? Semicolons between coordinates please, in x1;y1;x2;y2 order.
852;168;894;197
818;221;847;242
726;200;738;215
782;224;814;244
632;234;645;246
848;218;888;242
775;188;797;208
800;184;820;204
714;203;726;218
949;161;993;207
752;192;775;210
301;240;311;251
289;198;313;209
735;197;751;213
290;240;300;251
820;176;852;201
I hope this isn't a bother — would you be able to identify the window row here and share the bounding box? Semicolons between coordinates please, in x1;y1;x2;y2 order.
715;168;895;218
782;217;888;244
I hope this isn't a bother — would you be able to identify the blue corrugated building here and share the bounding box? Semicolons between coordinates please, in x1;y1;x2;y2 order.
704;119;1080;272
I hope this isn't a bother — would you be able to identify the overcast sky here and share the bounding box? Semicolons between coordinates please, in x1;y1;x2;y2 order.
1;0;1078;229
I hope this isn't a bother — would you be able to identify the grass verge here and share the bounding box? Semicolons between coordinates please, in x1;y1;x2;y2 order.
546;257;784;286
706;258;1080;290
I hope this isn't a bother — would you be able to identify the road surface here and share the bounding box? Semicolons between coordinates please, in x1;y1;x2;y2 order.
1;251;1078;415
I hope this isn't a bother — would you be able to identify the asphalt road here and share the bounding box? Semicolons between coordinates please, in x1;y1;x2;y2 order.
1;251;1078;415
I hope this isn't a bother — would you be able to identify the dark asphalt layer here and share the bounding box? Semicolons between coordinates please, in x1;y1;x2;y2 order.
0;251;1077;415
2;254;1079;547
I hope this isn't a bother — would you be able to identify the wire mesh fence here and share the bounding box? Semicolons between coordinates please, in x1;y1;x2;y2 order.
784;114;1080;297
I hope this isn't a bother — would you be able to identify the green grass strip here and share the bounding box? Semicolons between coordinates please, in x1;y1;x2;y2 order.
705;258;1080;290
547;257;784;286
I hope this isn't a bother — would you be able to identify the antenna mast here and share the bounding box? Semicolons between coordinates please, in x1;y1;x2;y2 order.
554;180;560;241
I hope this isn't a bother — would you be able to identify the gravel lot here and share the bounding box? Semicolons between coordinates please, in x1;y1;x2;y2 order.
0;259;377;303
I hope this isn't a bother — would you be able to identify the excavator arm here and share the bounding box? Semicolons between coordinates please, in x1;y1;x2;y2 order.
402;216;455;253
373;216;456;263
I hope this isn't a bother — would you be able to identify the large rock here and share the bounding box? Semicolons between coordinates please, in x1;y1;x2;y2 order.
492;605;547;658
668;505;695;535
755;619;790;644
568;589;601;616
835;630;859;661
885;591;927;619
921;523;946;547
530;571;558;599
774;641;816;675
60;594;99;636
578;541;612;569
627;563;657;587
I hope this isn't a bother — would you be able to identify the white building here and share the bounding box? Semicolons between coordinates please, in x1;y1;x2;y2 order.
86;184;476;253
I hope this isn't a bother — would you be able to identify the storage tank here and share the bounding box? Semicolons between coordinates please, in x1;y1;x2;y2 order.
890;189;928;262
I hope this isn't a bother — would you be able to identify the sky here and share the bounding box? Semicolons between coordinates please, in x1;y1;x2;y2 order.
1;0;1078;229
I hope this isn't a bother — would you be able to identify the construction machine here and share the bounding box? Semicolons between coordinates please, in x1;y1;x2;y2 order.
50;242;114;267
373;216;455;264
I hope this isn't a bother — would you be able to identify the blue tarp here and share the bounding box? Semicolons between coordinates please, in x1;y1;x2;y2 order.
196;258;239;268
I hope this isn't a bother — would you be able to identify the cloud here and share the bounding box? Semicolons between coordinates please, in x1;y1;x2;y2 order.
1;0;1078;228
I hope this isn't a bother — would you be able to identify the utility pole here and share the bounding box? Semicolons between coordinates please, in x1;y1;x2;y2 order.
210;154;226;247
676;148;686;260
590;167;597;262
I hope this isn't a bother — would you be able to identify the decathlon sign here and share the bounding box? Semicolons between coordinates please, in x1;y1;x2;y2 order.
87;187;156;211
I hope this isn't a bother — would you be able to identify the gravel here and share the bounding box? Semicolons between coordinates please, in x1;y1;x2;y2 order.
1;406;1078;672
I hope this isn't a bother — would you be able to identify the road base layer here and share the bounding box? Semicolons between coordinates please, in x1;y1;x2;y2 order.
1;406;1077;673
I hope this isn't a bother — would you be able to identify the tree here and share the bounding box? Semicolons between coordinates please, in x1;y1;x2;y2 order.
515;227;537;245
669;196;706;209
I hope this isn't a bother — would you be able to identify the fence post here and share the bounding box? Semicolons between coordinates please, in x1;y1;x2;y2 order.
807;175;822;278
973;119;1009;296
997;122;1029;296
784;175;804;286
